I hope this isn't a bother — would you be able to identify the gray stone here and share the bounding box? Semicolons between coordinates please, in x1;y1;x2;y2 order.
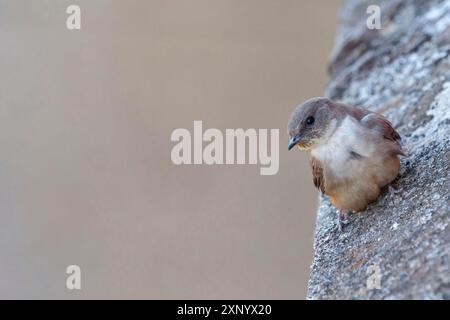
308;0;450;300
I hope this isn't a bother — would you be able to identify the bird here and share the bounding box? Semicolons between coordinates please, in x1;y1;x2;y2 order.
287;97;404;230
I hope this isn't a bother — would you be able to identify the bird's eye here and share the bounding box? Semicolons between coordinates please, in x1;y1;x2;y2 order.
306;116;315;125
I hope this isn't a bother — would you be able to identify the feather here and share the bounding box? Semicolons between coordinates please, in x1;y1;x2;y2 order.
360;112;405;155
310;156;325;193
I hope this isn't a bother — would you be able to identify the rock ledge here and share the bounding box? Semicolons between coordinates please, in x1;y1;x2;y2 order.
308;0;450;300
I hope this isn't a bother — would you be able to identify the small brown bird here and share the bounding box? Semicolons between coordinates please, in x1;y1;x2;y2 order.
287;97;404;230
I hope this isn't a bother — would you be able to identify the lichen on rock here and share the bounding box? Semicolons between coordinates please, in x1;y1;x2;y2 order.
308;0;450;299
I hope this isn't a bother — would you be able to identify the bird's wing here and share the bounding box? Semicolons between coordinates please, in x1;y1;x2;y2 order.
360;112;404;155
310;156;325;193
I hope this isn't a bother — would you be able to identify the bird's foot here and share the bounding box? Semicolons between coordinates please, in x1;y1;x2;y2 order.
388;185;402;208
388;184;401;195
389;176;402;194
337;211;350;232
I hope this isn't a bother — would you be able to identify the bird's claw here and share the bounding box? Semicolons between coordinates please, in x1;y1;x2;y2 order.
337;211;349;232
388;185;401;195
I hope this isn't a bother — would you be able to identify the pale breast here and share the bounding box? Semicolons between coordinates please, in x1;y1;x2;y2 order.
311;117;376;178
311;116;400;211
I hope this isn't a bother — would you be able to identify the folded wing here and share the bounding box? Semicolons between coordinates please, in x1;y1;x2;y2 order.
360;112;404;155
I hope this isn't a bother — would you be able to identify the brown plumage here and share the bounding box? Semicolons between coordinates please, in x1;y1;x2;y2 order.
288;97;404;228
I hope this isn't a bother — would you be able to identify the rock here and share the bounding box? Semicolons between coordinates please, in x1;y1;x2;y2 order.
308;0;450;300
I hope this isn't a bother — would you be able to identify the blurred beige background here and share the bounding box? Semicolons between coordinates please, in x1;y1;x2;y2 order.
0;0;340;298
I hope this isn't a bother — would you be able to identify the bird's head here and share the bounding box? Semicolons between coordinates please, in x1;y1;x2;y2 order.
287;97;337;151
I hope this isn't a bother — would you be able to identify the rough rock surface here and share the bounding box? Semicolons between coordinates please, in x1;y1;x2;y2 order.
308;0;450;299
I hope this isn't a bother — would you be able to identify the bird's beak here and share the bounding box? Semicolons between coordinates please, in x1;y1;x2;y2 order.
288;135;301;151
